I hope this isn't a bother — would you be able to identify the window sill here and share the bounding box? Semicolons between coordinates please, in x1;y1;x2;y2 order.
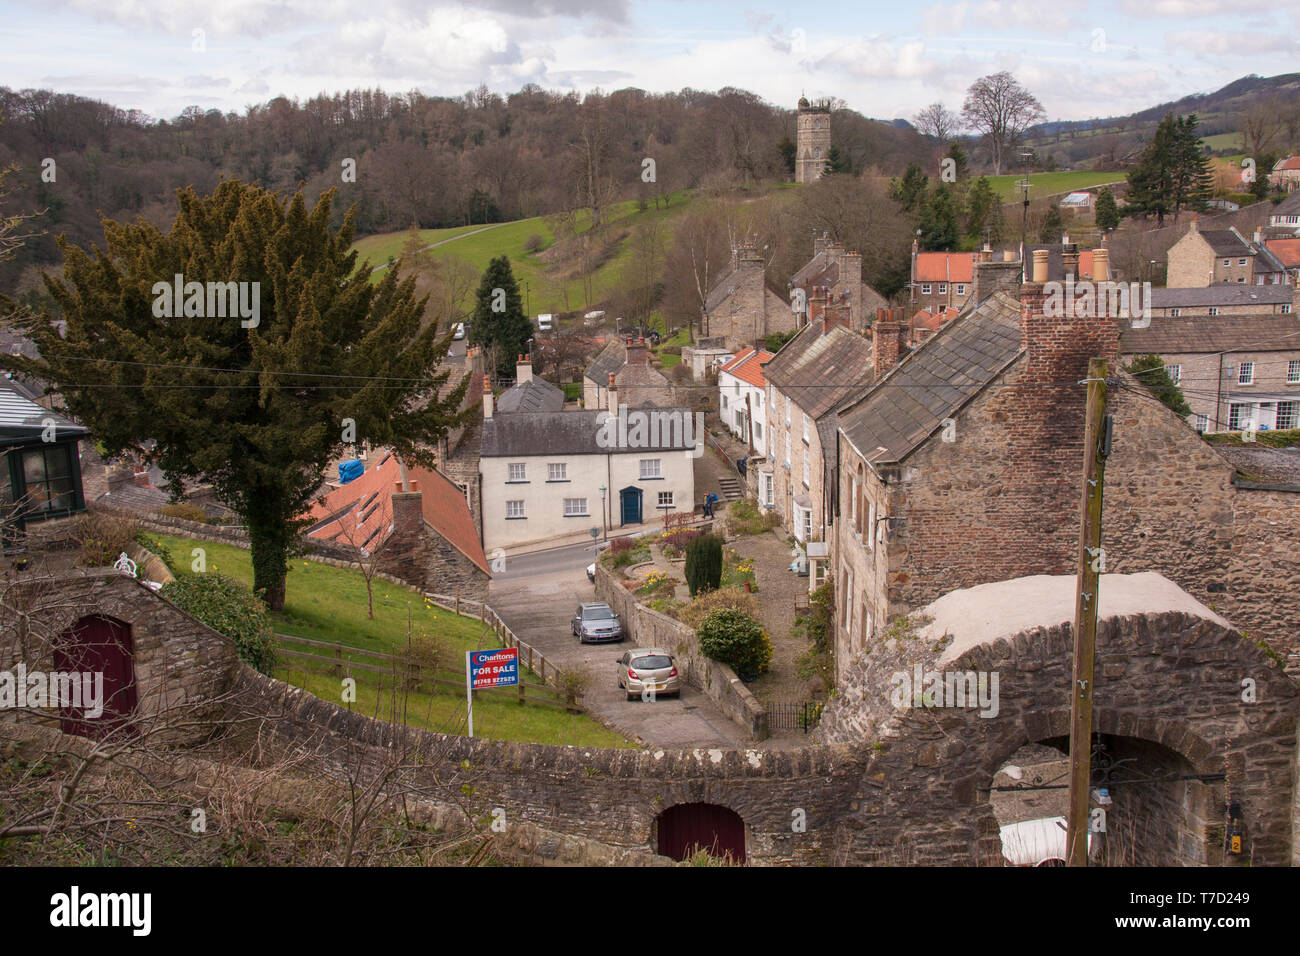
563;513;591;518
505;516;527;520
505;480;530;484
640;476;665;481
545;479;571;483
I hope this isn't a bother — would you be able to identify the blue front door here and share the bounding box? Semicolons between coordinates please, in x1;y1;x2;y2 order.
619;486;642;526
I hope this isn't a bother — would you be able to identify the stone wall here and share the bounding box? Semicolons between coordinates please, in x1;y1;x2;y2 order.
595;563;768;740
381;492;489;602
0;569;241;746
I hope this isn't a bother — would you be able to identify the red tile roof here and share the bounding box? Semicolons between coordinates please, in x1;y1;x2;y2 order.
718;347;773;388
305;452;489;575
915;252;975;283
1275;157;1300;171
1265;238;1300;268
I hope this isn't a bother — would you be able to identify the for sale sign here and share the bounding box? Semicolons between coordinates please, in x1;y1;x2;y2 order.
468;648;519;689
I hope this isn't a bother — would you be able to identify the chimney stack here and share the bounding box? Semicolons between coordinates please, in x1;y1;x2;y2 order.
872;308;907;378
1032;249;1049;284
1062;243;1079;281
607;371;618;411
1091;248;1109;282
809;285;829;327
1020;252;1119;385
482;374;493;419
391;490;424;538
515;353;532;384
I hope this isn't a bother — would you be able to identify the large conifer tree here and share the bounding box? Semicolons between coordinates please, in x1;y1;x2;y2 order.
3;180;470;610
468;255;532;379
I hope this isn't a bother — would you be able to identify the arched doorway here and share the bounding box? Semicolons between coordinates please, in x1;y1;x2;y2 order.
655;803;745;863
54;615;137;740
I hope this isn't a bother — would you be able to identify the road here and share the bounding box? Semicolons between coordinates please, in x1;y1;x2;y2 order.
489;539;745;749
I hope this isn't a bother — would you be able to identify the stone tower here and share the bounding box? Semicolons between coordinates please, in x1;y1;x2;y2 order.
796;96;832;184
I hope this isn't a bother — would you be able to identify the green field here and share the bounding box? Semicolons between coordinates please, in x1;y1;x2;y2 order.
149;534;631;748
987;170;1126;202
353;191;694;318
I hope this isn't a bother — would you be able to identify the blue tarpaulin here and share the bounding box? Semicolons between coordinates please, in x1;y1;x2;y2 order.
339;459;364;484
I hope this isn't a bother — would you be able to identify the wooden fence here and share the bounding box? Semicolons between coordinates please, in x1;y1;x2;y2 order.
422;591;570;693
274;629;570;711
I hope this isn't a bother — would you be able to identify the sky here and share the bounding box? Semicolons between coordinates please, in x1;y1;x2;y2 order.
3;0;1299;123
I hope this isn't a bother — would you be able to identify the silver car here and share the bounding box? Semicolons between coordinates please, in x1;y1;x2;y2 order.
617;648;681;701
573;602;623;644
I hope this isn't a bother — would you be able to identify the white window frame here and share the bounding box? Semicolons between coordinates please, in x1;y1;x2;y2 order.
1170;308;1181;317
802;450;810;488
802;413;810;444
921;283;932;295
955;284;966;295
506;500;526;518
657;490;674;509
1287;360;1300;384
508;462;527;482
1166;364;1181;384
1209;307;1220;316
547;462;567;481
1238;361;1255;385
1276;401;1299;430
867;502;876;552
1195;413;1208;432
1228;404;1246;430
639;458;662;479
563;497;588;516
937;283;948;294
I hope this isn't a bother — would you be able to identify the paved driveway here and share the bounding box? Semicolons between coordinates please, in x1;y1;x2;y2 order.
490;543;745;749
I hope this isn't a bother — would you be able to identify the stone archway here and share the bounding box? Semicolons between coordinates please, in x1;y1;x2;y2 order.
655;802;746;863
819;588;1299;866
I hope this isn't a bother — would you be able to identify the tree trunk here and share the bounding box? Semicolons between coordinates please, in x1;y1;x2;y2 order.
247;508;293;612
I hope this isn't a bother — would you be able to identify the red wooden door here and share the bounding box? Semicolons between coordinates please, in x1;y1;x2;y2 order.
656;803;746;863
54;615;137;740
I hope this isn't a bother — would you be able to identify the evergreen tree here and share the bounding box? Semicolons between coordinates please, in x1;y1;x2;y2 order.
3;180;470;610
1039;206;1064;243
825;144;853;175
1125;113;1193;225
1125;354;1193;418
919;186;961;250
469;255;532;379
685;534;723;596
1171;115;1213;218
964;176;998;240
1095;186;1120;233
890;163;930;213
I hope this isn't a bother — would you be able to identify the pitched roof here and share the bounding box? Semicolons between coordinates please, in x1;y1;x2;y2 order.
791;250;835;288
1199;228;1252;257
703;263;739;313
496;377;565;413
1120;313;1300;354
0;382;88;444
763;321;875;420
481;409;695;457
408;465;491;574
583;340;626;385
1265;238;1300;268
718;347;773;389
613;361;670;406
1149;285;1293;308
1253;242;1288;274
838;292;1023;465
1271;192;1300;218
1274;157;1300;171
915;252;975;284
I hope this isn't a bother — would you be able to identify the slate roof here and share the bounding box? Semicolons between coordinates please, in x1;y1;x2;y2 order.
1120;314;1300;354
614;362;670;406
583;341;626;386
1149;285;1294;308
1200;229;1252;257
838;292;1023;465
1253;243;1288;274
762;322;875;420
496;377;565;413
1271;192;1300;218
481;409;695;457
791;250;836;288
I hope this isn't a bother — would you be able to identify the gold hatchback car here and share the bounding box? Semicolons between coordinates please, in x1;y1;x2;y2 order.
616;648;681;701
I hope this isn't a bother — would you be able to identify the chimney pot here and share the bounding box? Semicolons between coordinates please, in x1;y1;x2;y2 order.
1032;249;1049;284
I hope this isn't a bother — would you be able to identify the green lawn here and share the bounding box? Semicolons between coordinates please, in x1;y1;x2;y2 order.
352;192;696;317
654;326;691;368
986;170;1126;202
149;534;631;748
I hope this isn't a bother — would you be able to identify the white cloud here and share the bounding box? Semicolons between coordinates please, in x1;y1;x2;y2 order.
1163;29;1300;57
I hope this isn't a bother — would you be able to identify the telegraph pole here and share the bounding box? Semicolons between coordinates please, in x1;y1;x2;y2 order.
1066;356;1110;866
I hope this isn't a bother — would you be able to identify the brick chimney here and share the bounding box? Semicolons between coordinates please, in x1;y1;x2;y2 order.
808;285;829;326
841;250;862;327
391;490;424;538
626;342;648;365
515;353;532;384
1020;250;1119;385
607;371;618;412
872;308;906;377
482;374;493;419
823;290;851;332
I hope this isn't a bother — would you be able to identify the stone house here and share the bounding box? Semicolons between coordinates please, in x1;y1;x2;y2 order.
1120;312;1300;433
1148;284;1296;317
305;448;491;600
479;375;696;551
789;235;887;333
717;347;773;457
761;302;878;545
1165;220;1289;286
680;337;734;381
433;344;487;536
911;244;977;314
700;242;794;351
828;247;1300;681
1268;192;1300;235
1269;155;1300;193
582;340;672;409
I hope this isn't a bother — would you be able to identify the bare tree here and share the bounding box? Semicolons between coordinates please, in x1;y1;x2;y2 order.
1241;98;1280;161
961;72;1046;175
914;102;961;145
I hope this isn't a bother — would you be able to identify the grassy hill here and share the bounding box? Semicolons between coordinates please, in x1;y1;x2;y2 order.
986;170;1126;202
352;191;696;318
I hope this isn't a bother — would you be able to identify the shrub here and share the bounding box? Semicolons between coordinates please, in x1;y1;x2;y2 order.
664;528;699;552
159;502;210;523
69;511;141;568
726;497;779;535
697;607;772;680
685;533;723;596
556;663;592;708
675;587;759;630
523;233;544;253
162;572;278;674
609;536;635;555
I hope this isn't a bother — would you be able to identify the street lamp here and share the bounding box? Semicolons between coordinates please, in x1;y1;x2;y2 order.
599;484;608;542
